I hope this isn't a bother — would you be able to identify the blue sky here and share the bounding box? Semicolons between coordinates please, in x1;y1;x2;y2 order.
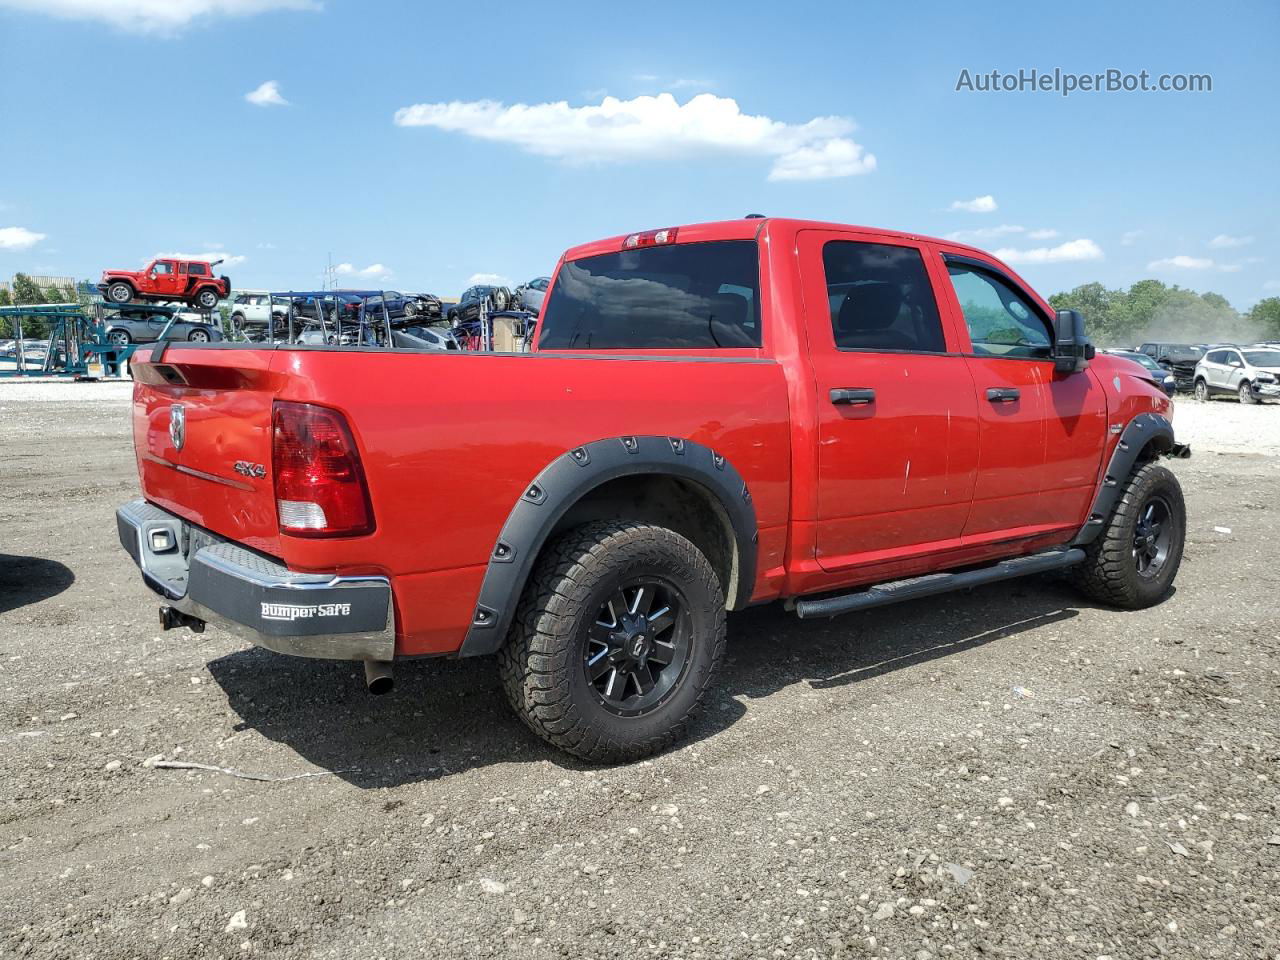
0;0;1275;306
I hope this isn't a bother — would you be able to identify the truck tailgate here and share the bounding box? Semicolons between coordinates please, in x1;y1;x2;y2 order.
130;346;284;556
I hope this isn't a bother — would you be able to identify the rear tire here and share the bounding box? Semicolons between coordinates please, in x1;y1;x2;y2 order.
1070;461;1185;609
498;521;726;763
1239;381;1257;404
195;288;219;310
188;328;210;343
1194;378;1209;402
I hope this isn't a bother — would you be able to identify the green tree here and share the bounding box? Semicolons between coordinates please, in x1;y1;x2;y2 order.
0;287;11;307
11;273;45;305
1049;282;1122;344
44;285;66;304
1247;297;1280;340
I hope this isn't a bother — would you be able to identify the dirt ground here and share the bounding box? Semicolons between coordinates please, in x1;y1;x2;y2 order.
1;381;1278;960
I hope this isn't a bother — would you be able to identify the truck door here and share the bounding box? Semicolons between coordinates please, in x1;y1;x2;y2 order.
935;251;1106;539
797;230;979;572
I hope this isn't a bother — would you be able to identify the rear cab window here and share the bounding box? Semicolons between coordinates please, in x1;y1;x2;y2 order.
537;240;761;350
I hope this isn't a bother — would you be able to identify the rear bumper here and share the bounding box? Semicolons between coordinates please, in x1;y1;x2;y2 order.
116;498;394;662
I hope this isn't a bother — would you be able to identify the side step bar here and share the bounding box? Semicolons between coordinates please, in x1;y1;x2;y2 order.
794;548;1085;620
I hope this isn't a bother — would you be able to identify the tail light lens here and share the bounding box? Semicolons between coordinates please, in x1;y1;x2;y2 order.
272;402;374;537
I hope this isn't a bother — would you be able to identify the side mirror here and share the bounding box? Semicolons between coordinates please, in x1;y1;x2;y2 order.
1053;309;1094;373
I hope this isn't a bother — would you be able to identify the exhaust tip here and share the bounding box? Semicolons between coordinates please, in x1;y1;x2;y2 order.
363;659;394;695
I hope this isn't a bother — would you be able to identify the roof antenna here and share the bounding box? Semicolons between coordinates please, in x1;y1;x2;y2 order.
744;213;766;219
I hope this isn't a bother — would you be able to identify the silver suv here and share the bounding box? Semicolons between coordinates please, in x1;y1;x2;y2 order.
1193;345;1280;404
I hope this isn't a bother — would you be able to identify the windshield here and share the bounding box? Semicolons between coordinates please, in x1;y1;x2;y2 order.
538;240;761;349
1244;350;1280;367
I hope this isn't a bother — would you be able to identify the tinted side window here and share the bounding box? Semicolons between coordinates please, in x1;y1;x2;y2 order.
188;263;208;276
1205;350;1225;363
822;242;944;353
539;240;761;349
946;265;1052;359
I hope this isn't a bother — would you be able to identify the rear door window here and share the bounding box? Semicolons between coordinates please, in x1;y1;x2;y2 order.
822;242;944;353
538;240;761;349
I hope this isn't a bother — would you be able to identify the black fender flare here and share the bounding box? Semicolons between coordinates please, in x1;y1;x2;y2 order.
1072;412;1182;546
457;435;758;657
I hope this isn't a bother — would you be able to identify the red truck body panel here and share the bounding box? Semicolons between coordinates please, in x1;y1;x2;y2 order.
129;217;1174;657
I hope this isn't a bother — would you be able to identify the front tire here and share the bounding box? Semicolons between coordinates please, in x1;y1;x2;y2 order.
106;329;131;347
1070;461;1185;609
106;281;133;304
1194;379;1209;402
498;521;726;763
1239;381;1257;404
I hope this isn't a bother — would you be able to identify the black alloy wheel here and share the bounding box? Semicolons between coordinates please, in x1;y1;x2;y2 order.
584;578;691;716
1132;495;1173;579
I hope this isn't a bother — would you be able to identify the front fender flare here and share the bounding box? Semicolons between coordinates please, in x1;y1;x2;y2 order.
457;435;758;658
1072;412;1182;547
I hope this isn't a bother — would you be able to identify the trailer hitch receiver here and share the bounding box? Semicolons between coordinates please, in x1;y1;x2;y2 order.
159;605;206;634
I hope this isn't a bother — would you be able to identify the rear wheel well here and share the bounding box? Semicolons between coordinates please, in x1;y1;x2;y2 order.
546;473;741;609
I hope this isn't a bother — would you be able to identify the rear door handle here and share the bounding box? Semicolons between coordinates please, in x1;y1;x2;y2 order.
985;387;1020;403
830;387;876;406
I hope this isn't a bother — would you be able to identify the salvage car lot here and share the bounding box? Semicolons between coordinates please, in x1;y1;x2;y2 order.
1;383;1278;959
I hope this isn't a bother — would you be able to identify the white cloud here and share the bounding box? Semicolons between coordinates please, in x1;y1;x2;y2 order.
394;92;876;182
334;262;392;279
1208;233;1254;249
1121;229;1143;246
993;238;1103;265
153;250;246;268
466;272;511;287
0;0;317;32
1147;254;1249;273
949;195;997;213
245;80;288;107
945;224;1057;243
0;226;46;250
1147;255;1215;270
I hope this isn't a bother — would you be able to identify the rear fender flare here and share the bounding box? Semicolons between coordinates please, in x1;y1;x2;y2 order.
1072;412;1177;546
458;435;758;657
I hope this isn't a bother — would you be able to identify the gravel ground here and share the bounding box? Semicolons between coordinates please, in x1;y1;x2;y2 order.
1;381;1278;960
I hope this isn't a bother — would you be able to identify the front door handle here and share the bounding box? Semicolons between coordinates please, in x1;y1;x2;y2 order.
830;387;876;406
986;387;1020;403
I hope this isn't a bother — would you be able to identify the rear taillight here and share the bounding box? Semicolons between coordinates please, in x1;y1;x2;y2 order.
271;402;374;537
622;227;678;249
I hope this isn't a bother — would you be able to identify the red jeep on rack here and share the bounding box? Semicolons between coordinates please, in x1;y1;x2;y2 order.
99;258;230;310
115;217;1190;764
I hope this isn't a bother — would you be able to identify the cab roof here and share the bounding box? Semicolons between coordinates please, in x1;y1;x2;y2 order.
560;217;994;263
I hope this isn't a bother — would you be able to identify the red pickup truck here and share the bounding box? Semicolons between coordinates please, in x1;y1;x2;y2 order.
99;258;230;310
116;218;1189;762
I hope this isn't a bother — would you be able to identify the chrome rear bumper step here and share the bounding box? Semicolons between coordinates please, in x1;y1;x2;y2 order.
794;548;1085;620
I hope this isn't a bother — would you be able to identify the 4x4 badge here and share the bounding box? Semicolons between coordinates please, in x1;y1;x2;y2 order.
234;461;267;479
